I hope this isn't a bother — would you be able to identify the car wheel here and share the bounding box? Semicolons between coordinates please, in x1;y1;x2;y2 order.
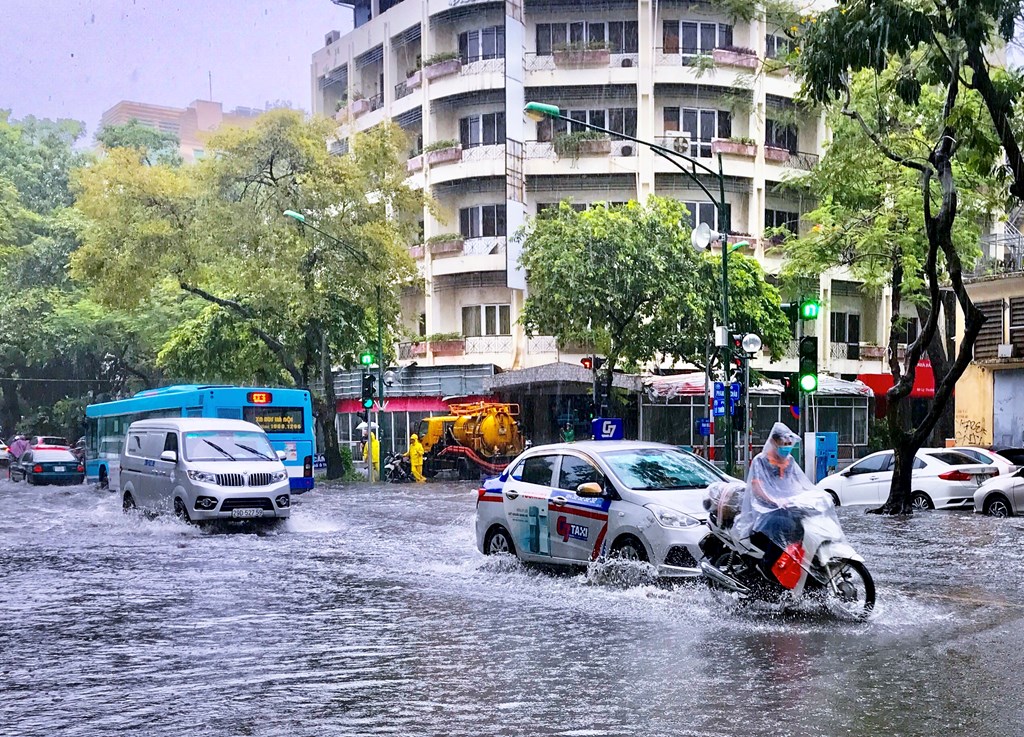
174;498;192;523
484;525;516;556
611;535;649;562
911;492;934;511
825;489;840;506
984;494;1013;518
122;491;136;512
26;474;35;486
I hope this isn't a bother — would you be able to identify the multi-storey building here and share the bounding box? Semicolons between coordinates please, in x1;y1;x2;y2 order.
311;0;936;443
100;99;263;163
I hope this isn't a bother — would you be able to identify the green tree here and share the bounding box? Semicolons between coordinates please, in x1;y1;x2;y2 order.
72;111;421;478
518;197;790;402
95;119;184;166
795;11;1010;512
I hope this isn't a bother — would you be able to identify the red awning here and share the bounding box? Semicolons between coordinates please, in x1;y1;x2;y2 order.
857;366;935;399
337;395;498;413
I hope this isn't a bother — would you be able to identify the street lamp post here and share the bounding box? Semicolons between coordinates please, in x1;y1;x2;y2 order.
523;102;746;471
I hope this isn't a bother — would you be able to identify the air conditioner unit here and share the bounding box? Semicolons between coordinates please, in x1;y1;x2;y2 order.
621;57;633;68
998;343;1015;358
620;145;634;156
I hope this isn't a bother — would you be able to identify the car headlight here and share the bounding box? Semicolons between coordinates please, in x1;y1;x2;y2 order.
186;470;218;484
645;503;703;529
271;470;288;483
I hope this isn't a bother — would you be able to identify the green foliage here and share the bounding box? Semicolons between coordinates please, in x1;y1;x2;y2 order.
422;51;461;66
423;139;459;153
553;131;609;158
518;197;790;374
553;40;610;52
426;232;462;244
96;119;183;167
424;332;463;342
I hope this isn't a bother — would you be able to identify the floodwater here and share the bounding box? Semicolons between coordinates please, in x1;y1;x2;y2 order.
1;476;1022;737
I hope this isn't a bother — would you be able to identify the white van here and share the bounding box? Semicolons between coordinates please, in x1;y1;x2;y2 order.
119;418;291;523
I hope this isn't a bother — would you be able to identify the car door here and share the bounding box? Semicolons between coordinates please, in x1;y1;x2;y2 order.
149;431;179;512
841;452;892;505
550;453;611;563
16;450;31;481
502;453;559;561
121;430;151;506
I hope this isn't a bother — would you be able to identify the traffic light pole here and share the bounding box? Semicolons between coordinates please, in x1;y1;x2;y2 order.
718;154;734;474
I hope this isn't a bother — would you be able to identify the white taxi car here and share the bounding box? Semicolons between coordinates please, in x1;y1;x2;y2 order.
475;441;729;576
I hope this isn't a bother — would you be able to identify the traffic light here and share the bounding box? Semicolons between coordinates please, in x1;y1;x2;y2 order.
359;350;375;366
781;374;799;406
360;373;376;409
581;356;606;371
798;336;818;392
733;403;746;431
799;298;821;320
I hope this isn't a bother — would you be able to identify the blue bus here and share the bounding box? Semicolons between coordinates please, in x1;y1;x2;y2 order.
85;385;315;492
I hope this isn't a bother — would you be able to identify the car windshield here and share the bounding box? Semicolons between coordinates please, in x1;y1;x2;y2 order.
600;447;723;491
34;450;76;462
183;431;276;462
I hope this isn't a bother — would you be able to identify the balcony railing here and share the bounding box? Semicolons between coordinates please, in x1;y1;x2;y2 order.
830;343;862;360
525;141;557;160
783;151;819;170
368;92;384;112
968;226;1024;278
461;143;505;162
465;336;513;354
463;236;506;255
394;80;413;100
527;336;558;354
461;57;505;75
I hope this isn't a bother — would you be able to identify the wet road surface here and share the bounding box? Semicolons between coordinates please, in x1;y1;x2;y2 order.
1;477;1023;737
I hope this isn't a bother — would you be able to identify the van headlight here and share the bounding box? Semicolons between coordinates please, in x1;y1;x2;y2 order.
187;470;218;484
271;470;288;483
645;503;703;529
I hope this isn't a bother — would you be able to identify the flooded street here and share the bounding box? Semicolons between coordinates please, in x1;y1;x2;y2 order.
2;477;1023;737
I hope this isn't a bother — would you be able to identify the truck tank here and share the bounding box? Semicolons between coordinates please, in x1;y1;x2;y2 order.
450;403;523;458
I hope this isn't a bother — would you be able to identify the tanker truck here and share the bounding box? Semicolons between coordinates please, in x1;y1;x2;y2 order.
417;402;524;480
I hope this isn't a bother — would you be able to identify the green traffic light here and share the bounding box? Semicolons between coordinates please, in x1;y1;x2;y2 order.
800;299;821;320
359;351;374;366
799;373;818;392
362;397;374;409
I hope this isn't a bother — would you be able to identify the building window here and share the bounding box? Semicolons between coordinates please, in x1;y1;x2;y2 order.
537;107;636;141
663;20;732;55
765;208;800;233
766;118;798;154
459;204;506;238
683;201;730;231
663;107;731;157
418;313;426;337
536;22;613;54
462;304;512;336
830;312;861;344
607;21;640;53
765;34;794;58
459;25;505;63
459;112;505;149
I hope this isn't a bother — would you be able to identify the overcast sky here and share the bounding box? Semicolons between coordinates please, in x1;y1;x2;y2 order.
0;0;354;138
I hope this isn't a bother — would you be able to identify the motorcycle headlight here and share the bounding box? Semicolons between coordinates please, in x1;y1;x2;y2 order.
186;470;218;484
271;470;288;483
645;503;703;529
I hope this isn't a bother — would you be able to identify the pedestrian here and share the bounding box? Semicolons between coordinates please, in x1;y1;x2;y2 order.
560;422;575;443
405;433;426;483
362;427;380;479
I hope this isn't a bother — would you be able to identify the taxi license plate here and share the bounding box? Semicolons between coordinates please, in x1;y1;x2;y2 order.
54;466;65;472
231;508;264;519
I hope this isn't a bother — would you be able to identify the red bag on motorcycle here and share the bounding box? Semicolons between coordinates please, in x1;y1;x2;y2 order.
771;542;806;589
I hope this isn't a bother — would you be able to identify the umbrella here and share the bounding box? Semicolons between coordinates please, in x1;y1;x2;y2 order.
355;421;379;431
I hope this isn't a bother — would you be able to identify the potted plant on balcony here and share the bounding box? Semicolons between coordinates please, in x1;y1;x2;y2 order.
764;145;792;163
553;131;611;159
427;332;466;356
423;139;462;165
406;149;424;172
348;90;370;118
422;51;462;80
712;46;759;69
552;40;611;68
426;232;464;256
711;136;757;157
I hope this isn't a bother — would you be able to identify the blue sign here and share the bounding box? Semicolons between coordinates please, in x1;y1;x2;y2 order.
712;382;741;417
696;418;711;437
592;417;624;440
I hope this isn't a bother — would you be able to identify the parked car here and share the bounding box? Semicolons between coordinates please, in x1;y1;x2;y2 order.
31;436;69;448
0;439;8;467
118;417;291;525
991;447;1024;467
817;449;999;511
9;447;85;485
476;440;730;576
951;447;1017;475
973;469;1024;517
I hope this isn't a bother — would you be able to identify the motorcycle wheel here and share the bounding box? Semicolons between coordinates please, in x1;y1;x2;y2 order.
820;558;875;621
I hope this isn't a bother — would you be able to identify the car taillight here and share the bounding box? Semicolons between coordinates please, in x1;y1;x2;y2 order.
33;465;43;473
77;465;85;472
303;455;313;477
939;470;972;481
476;487;487;506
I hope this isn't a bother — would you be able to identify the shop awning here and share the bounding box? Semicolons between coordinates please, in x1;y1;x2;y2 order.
644;372;874;401
856;366;935;399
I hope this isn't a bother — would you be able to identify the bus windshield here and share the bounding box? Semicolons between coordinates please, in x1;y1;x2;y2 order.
183;431;277;462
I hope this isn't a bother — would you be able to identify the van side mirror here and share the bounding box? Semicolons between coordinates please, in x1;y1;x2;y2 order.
276;450;287;461
576;482;604;498
160;450;177;463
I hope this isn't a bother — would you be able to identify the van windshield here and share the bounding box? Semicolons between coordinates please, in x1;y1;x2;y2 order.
183;431;276;462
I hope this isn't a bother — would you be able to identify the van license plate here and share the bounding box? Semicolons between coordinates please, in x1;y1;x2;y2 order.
231;508;264;518
54;466;65;472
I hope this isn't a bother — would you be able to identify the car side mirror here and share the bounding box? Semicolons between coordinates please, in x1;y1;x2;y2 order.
841;469;852;477
276;450;287;461
1015;467;1024;478
576;482;604;498
160;450;177;463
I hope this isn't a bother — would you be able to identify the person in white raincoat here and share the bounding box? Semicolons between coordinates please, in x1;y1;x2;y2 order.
735;422;821;574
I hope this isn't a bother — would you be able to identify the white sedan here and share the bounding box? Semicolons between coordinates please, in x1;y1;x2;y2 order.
974;470;1024;517
950;447;1017;476
817;449;999;511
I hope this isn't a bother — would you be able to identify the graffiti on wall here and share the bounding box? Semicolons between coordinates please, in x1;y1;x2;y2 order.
956;411;990;447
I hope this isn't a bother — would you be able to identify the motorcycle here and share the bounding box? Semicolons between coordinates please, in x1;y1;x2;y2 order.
383;453;413;483
699;481;876;620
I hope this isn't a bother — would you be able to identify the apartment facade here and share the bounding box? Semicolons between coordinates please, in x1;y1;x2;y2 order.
311;0;921;389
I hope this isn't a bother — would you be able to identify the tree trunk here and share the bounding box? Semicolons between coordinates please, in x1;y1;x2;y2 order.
0;378;22;438
319;333;345;480
915;299;954;446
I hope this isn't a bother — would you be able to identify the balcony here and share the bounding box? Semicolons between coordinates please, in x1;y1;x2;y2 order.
527;336;559;355
524;51;640;87
395;80;414;100
465;336;513;355
426;143;505;184
367;92;384;112
712;47;759;70
968;228;1024;279
428;57;505;101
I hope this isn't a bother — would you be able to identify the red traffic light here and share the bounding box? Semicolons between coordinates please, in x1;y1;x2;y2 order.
581;357;593;370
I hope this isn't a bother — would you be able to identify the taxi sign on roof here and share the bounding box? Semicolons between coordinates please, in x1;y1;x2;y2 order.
592;417;624;440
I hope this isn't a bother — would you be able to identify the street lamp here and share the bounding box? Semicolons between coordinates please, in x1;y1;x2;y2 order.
524;101;743;470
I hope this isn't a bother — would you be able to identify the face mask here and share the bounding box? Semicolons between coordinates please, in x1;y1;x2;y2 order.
778;445;793;458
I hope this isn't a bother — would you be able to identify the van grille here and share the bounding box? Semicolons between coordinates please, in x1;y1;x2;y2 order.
216;473;245;487
219;497;274;512
248;473;275;487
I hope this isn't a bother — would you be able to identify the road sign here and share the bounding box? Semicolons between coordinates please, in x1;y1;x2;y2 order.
712;382;741;417
696;418;711;437
592;417;624;440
